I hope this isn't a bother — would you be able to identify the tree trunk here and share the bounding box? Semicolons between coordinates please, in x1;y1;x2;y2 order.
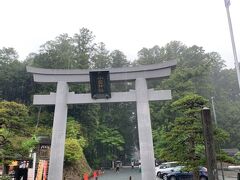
2;157;6;175
189;138;198;180
192;170;199;180
112;161;114;169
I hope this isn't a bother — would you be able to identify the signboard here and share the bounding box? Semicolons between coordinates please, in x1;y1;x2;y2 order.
39;145;50;159
90;71;111;99
27;168;34;180
36;160;44;180
43;160;48;180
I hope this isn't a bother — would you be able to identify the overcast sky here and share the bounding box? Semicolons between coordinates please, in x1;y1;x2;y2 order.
1;0;240;68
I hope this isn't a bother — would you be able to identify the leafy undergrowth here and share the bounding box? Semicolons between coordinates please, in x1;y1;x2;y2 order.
0;176;11;180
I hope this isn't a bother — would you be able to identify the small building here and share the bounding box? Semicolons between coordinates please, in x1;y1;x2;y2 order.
37;135;51;160
222;148;239;156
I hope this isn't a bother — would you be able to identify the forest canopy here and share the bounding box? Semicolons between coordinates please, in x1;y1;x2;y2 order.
0;28;240;172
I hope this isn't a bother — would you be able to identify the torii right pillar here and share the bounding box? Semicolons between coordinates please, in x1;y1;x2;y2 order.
136;78;155;180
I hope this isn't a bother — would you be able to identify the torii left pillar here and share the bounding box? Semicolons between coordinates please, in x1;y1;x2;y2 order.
136;78;155;180
48;81;68;180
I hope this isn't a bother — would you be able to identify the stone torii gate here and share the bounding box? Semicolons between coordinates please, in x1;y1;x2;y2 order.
27;60;176;180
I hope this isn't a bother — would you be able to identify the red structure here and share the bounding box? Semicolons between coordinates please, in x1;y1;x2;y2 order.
83;173;88;180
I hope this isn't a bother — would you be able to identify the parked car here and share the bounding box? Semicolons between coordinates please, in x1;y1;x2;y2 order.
167;166;208;180
155;161;180;179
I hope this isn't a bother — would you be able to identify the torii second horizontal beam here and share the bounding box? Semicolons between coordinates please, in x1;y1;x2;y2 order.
33;90;172;105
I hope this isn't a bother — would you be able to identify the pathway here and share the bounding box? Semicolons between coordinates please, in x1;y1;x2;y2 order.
92;167;239;180
93;167;161;180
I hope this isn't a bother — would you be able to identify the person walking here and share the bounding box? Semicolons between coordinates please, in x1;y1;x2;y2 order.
115;163;120;173
131;161;134;169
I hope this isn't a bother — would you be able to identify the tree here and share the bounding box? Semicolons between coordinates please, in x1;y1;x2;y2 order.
135;46;161;65
160;94;208;180
1;30;240;172
110;50;130;68
216;100;240;148
134;42;186;66
105;103;137;161
27;28;96;69
0;101;37;174
0;47;19;65
64;118;92;178
0;101;29;135
73;28;95;69
65;117;86;164
27;34;74;69
95;125;125;167
64;117;86;164
91;42;110;69
0;48;32;103
149;42;227;134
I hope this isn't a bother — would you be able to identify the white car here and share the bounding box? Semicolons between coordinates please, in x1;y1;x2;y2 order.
155;162;182;179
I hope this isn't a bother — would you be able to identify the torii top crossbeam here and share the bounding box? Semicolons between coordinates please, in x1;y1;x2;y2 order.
26;60;176;83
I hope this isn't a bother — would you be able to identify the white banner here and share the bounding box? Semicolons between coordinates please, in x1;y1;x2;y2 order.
27;168;34;180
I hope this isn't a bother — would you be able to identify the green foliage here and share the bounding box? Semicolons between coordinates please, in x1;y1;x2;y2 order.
91;42;111;68
0;128;11;148
110;50;129;68
0;47;18;65
4;136;38;157
64;118;86;165
0;176;11;180
153;127;168;160
27;28;95;69
34;126;52;137
0;49;32;103
66;117;82;139
65;138;83;164
234;151;240;160
154;93;230;178
20;136;39;154
217;150;238;164
171;93;208;112
214;127;230;144
216;100;240;148
91;124;126;167
0;101;37;161
1;30;240;170
27;34;74;69
73;28;95;69
158;94;207;174
0;101;28;132
63;155;92;179
96;125;125;151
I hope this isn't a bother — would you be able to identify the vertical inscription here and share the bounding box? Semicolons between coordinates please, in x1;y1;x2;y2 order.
90;71;111;99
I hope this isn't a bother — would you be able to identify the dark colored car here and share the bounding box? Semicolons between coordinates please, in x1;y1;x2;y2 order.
167;167;208;180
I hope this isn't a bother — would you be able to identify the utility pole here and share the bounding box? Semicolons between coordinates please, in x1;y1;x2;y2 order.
224;0;240;91
211;97;225;180
211;97;217;125
201;107;218;180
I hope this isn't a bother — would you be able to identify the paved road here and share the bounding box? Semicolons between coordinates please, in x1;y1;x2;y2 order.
94;167;161;180
93;167;239;180
218;170;238;180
